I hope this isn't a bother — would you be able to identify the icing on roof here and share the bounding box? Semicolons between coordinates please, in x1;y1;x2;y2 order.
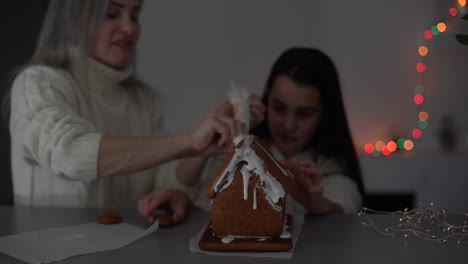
212;135;288;211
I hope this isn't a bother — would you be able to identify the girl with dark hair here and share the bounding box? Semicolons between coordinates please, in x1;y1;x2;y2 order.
172;47;363;215
8;0;256;223
250;47;363;214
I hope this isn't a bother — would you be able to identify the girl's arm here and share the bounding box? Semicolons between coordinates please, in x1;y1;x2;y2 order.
280;160;345;214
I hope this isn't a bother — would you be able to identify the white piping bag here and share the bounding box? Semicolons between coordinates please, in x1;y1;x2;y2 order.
227;81;250;145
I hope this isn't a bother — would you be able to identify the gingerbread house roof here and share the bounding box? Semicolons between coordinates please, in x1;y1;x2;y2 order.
206;135;289;211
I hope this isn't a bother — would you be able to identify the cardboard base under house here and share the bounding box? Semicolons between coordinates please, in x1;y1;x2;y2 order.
198;215;293;252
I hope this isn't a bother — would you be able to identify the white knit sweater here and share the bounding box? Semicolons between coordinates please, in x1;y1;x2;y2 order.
9;59;179;208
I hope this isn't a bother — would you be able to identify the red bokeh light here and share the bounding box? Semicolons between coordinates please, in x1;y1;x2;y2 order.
364;143;374;154
449;8;458;17
412;128;423;139
414;94;424;105
424;30;433;40
382;146;391;156
416;62;426;73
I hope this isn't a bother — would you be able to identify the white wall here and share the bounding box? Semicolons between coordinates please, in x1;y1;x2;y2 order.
137;0;468;152
361;152;468;210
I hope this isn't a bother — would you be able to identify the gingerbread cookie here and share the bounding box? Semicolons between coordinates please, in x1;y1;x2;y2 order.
97;213;123;225
153;214;174;227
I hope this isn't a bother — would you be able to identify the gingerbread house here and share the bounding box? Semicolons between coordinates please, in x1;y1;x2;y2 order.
205;135;289;238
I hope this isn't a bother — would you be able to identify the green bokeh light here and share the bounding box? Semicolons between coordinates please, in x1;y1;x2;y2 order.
397;138;406;149
415;85;425;95
418;120;428;129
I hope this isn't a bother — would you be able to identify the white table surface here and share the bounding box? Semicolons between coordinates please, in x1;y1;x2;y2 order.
0;206;466;264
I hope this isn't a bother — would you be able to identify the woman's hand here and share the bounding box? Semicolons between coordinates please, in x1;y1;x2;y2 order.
189;113;244;157
138;188;190;224
280;160;343;214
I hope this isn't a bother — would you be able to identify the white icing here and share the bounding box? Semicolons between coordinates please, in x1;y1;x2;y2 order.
217;218;290;242
241;166;250;200
219;234;272;243
221;235;235;244
215;170;235;193
212;135;286;211
279;229;291;239
280;216;291;239
253;187;257;209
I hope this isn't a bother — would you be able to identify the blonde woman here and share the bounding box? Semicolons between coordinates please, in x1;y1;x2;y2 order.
8;0;242;216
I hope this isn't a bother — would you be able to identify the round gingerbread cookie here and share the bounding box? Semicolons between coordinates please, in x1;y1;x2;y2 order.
97;213;123;225
153;214;174;227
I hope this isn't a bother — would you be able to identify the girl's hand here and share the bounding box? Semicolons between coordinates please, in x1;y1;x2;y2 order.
138;188;189;224
280;160;323;198
279;160;343;214
248;94;266;128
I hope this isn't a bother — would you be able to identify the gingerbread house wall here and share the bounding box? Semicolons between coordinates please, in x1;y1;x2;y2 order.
210;164;285;237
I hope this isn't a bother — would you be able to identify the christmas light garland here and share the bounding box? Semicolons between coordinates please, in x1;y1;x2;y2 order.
358;204;468;245
362;0;467;157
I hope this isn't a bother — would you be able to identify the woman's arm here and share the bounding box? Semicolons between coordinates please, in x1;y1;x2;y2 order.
99;113;240;177
98;134;194;177
11;67;239;180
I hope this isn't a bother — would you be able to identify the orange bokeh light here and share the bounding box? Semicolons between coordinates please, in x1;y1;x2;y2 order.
418;46;428;56
404;140;414;150
375;141;385;152
387;141;397;152
437;22;446;32
459;0;466;7
419;111;429;121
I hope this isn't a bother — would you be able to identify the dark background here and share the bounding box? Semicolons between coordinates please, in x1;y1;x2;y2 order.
0;0;49;205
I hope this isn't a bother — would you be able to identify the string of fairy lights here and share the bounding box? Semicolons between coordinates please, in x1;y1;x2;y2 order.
358;204;468;245
362;0;467;157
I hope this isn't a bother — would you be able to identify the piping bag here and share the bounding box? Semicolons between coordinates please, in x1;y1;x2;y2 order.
227;81;250;146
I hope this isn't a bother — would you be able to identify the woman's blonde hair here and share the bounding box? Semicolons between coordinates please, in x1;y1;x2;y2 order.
32;0;109;74
2;0;144;123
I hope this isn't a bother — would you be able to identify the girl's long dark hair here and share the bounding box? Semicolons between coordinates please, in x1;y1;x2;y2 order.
251;47;364;194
